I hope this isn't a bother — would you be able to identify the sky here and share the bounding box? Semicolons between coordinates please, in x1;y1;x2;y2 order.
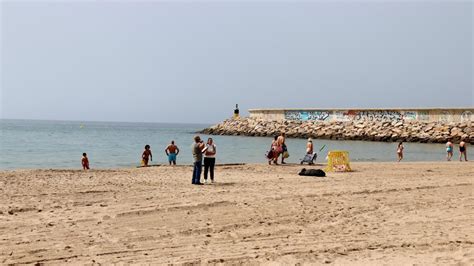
1;0;473;124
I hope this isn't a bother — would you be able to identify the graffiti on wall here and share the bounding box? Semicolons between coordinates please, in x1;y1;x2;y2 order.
403;111;417;120
353;110;404;121
285;111;330;121
334;111;351;122
461;111;472;122
438;111;451;122
281;109;472;122
417;111;429;121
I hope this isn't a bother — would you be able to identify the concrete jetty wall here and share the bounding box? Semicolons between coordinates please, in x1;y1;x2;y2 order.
248;108;473;123
201;108;473;144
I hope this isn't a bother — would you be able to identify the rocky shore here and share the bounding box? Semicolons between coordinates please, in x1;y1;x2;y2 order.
200;118;473;144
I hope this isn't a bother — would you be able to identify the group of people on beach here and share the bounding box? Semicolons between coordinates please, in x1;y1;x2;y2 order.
191;136;217;185
396;139;468;162
141;142;180;166
139;136;218;185
267;133;289;165
445;139;468;161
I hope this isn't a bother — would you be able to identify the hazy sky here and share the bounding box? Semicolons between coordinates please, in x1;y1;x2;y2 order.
1;1;473;124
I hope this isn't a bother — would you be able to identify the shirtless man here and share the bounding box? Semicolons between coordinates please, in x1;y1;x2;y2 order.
459;140;468;161
306;138;313;154
165;140;180;165
278;132;287;164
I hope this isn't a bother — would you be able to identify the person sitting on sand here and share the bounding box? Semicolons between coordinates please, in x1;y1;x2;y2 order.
82;153;90;170
446;140;454;161
397;142;404;162
306;138;313;154
165;141;180;165
459;140;468;162
142;145;153;167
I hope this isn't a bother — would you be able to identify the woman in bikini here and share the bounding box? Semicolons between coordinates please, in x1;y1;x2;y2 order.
397;142;404;162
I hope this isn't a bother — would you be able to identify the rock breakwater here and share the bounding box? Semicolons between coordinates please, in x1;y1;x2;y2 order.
200;118;473;144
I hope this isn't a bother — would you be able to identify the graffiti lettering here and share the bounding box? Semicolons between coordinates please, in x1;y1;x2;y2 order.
461;111;472;122
417;111;429;121
354;111;403;121
403;111;417;120
439;111;450;122
284;111;330;121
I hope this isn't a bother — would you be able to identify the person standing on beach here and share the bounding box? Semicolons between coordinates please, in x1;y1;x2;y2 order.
397;142;404;162
142;145;152;167
459;140;468;161
278;132;288;164
191;136;205;185
446;140;454;161
82;153;90;170
165;141;180;165
203;138;217;183
306;138;314;154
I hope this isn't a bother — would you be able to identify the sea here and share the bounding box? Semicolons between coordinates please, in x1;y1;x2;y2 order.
0;119;450;170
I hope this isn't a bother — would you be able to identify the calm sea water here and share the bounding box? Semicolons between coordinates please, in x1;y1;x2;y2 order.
0;119;450;170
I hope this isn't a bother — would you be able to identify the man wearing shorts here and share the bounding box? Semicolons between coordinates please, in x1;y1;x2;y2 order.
165;140;180;165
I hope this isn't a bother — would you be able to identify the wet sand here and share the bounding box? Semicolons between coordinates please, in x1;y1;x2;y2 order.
0;162;473;265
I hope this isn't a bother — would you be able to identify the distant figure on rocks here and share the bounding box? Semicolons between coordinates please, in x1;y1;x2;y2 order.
191;136;205;185
459;140;468;161
446;140;454;161
397;142;404;162
82;153;90;170
165;141;180;165
142;145;152;167
306;138;314;154
203;138;217;183
234;104;240;119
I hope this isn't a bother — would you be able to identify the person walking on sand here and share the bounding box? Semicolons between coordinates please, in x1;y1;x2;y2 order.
82;153;90;170
446;139;454;161
278;132;288;164
459;140;468;161
165;140;180;165
306;138;314;154
142;145;153;167
397;142;404;162
203;138;217;183
191;136;205;185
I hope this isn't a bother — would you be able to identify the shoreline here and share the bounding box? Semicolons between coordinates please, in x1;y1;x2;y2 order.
1;162;473;264
1;160;472;171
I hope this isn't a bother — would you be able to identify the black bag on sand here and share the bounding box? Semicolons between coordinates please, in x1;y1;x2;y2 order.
298;168;326;177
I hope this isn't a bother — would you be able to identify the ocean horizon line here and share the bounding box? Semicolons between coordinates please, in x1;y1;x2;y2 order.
0;118;213;127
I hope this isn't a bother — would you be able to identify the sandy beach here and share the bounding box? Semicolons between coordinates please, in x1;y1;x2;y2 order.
0;162;473;265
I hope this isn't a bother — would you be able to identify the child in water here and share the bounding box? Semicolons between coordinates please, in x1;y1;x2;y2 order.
142;145;153;166
82;153;90;170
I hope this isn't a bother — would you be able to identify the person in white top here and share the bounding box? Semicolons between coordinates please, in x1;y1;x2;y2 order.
203;138;217;183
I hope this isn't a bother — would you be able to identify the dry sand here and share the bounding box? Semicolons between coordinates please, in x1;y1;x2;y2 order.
0;162;473;265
